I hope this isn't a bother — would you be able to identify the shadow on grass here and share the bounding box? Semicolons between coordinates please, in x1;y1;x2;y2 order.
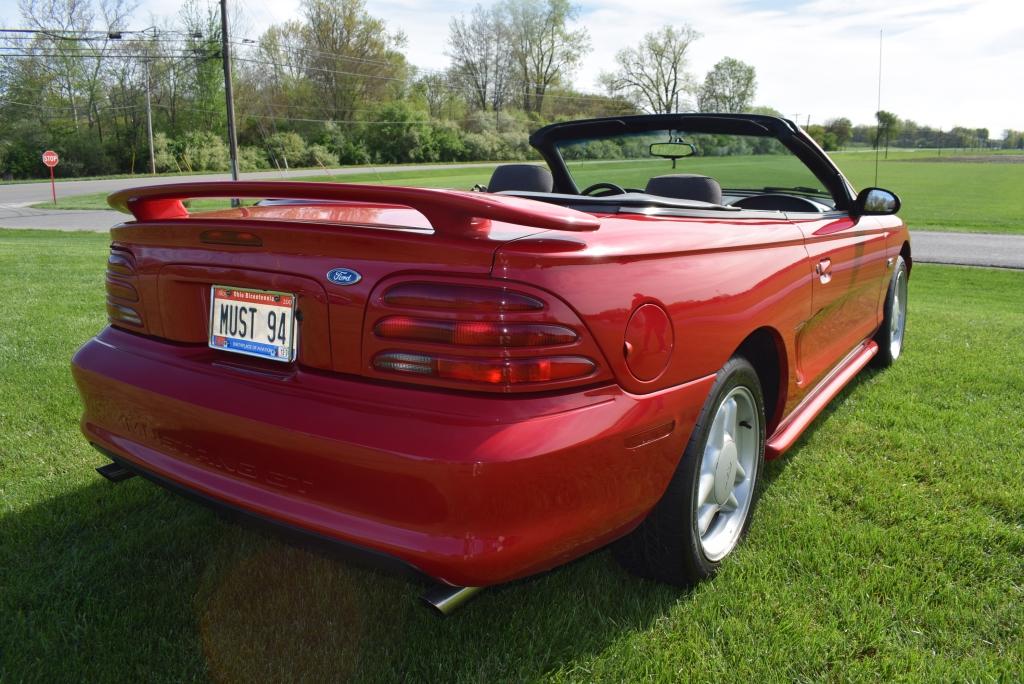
3;470;683;682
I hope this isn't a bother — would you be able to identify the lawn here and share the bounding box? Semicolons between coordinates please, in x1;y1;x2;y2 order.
30;150;1024;235
1;229;1022;681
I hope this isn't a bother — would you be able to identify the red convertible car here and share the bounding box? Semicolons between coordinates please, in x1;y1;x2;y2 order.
72;114;909;614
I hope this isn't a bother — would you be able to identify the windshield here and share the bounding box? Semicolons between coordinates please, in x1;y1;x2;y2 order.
555;130;830;199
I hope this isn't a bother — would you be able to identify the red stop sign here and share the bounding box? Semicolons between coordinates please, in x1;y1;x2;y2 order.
42;150;59;168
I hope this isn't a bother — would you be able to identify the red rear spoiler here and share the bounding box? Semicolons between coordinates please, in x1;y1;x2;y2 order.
107;181;600;236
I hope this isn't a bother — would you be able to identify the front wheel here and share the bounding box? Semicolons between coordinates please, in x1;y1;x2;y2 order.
873;255;909;367
613;356;766;585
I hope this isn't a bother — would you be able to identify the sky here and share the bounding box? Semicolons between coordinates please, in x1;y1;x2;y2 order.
3;0;1021;135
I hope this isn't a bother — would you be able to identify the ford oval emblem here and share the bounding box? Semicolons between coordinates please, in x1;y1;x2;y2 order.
326;267;361;286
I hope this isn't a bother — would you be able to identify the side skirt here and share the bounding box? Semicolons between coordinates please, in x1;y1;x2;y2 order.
766;340;878;459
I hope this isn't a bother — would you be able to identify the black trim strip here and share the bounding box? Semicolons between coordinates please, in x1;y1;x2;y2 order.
91;444;433;584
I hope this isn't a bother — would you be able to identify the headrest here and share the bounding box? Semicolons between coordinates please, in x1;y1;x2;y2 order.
645;174;722;205
488;164;554;193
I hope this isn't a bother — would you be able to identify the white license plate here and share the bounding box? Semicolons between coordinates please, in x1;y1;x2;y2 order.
208;286;297;362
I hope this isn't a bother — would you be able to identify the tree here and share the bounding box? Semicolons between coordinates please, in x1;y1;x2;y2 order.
600;25;701;114
447;4;516;112
293;0;408;121
696;57;756;113
824;117;852;148
505;0;590;114
875;110;900;158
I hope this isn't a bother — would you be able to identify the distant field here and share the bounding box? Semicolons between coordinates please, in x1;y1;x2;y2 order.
31;150;1024;234
2;228;1021;681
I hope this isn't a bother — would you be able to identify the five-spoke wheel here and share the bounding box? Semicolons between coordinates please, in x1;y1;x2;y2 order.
695;386;760;561
614;356;766;585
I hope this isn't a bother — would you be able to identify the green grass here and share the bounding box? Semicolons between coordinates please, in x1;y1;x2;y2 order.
33;151;1024;235
1;229;1022;681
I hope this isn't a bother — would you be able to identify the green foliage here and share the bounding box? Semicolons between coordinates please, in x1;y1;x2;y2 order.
238;146;271;171
305;143;339;168
697;57;757;113
266;132;308;168
152;133;178;173
176;131;230;172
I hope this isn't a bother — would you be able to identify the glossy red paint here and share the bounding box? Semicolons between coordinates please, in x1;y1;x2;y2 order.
73;176;910;587
108;181;601;234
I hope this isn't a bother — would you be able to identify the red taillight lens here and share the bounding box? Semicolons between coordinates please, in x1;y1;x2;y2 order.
107;301;143;327
374;316;577;347
382;283;543;312
373;352;596;386
106;247;144;330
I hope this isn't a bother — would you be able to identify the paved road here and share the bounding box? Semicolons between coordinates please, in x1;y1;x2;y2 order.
0;163;498;207
909;231;1024;269
0;205;125;231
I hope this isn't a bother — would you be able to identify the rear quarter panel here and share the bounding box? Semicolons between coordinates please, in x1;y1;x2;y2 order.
493;214;814;407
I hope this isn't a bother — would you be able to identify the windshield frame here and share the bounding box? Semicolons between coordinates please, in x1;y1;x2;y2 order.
530;114;856;210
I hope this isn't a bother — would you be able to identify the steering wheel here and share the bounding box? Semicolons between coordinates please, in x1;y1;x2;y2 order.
580;182;627;197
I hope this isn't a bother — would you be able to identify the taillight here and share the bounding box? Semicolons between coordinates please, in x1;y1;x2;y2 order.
106;246;144;330
374;352;596;385
365;279;610;392
382;282;543;312
374;317;577;347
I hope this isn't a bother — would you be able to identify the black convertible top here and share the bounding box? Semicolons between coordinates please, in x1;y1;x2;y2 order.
529;113;856;210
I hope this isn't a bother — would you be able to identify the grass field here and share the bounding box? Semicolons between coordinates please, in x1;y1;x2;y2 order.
1;228;1022;681
32;150;1024;235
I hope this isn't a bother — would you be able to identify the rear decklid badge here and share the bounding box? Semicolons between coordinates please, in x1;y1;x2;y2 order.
326;268;361;286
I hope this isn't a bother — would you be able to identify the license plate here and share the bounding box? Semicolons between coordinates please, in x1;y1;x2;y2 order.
208;286;297;362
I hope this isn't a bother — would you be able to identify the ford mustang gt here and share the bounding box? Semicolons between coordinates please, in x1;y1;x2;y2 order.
72;113;909;614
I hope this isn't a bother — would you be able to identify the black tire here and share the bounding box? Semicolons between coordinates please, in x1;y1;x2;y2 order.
872;255;909;368
613;356;767;585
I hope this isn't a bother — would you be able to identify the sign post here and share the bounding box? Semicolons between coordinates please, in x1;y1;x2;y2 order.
42;150;59;204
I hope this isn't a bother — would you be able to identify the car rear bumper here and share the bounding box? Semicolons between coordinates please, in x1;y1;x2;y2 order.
72;326;714;587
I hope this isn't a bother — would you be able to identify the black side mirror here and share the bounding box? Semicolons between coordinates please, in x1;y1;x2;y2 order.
853;187;901;216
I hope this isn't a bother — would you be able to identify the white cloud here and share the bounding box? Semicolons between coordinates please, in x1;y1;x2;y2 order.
2;0;1020;134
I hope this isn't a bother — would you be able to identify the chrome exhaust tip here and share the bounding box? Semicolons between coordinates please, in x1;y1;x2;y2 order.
420;585;482;616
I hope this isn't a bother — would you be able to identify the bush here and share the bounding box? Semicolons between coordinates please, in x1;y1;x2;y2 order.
361;102;434;164
238;146;269;171
176;131;229;172
152;132;178;172
305;143;339;168
266;131;307;169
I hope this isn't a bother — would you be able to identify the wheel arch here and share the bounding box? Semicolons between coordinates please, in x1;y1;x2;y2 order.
900;240;912;274
734;327;788;434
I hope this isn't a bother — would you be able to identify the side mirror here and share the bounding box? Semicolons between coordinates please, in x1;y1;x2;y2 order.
853;187;901;216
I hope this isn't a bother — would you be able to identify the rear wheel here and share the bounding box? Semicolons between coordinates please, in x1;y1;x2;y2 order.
873;255;909;367
614;356;766;585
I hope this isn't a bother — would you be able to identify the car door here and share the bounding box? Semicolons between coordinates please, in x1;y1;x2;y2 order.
790;212;891;388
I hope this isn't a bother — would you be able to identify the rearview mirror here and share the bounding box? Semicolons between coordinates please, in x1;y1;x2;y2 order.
853;187;901;216
649;141;697;160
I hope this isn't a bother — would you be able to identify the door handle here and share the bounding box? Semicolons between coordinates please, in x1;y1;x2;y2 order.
816;258;833;284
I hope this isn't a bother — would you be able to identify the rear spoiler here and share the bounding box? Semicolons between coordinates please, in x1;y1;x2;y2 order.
107;181;600;236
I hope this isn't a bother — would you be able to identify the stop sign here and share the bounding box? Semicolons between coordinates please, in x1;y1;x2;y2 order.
42;150;59;168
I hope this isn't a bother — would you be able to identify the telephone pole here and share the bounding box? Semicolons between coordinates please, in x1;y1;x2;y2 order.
220;0;240;186
144;59;156;174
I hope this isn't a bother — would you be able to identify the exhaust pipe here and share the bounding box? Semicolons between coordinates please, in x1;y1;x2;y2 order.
421;585;483;616
96;462;136;483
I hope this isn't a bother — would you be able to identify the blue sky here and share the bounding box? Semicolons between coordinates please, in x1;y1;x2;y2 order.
3;0;1021;135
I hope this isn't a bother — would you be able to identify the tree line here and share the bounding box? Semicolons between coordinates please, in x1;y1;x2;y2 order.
0;0;1017;180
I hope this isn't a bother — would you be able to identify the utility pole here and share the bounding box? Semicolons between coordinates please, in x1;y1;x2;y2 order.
144;58;156;175
220;0;240;190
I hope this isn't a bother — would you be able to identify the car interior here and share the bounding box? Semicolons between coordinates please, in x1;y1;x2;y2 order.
483;164;835;215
